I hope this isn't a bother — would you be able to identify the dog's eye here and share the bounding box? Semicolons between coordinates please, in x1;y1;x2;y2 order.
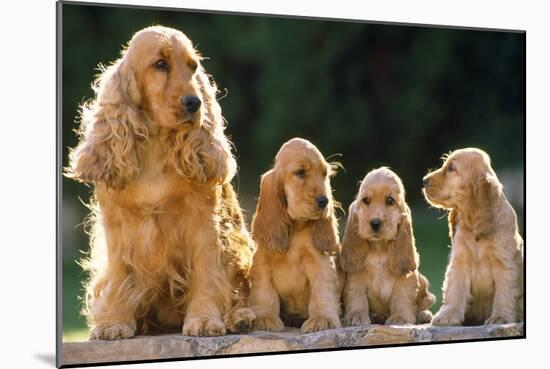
188;60;198;72
294;169;306;178
386;196;395;206
362;197;370;205
447;163;456;172
154;59;169;71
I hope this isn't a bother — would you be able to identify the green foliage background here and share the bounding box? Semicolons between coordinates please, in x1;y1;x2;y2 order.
61;3;524;341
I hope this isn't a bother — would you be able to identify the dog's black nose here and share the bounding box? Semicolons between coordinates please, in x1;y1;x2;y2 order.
422;177;430;188
316;196;329;209
181;95;201;114
370;218;382;232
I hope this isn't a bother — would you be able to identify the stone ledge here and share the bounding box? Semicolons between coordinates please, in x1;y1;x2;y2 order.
62;323;524;366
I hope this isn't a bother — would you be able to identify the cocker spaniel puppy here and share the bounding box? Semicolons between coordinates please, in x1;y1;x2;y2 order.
248;138;342;333
423;148;524;326
340;167;436;326
66;26;255;339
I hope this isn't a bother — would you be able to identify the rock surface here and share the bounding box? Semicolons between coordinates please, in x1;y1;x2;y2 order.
62;323;524;366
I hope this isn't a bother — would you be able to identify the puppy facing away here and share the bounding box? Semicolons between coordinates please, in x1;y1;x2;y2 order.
66;26;255;339
249;138;342;333
423;148;524;326
340;167;436;326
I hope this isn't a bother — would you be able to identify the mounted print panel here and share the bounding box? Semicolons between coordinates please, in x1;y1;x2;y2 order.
57;1;525;367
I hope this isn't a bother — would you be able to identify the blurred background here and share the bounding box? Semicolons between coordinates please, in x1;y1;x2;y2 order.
61;3;524;341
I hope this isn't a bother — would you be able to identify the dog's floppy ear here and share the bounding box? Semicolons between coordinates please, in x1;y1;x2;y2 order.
340;201;368;272
66;58;146;190
469;173;502;240
389;204;419;277
251;169;291;252
311;206;340;256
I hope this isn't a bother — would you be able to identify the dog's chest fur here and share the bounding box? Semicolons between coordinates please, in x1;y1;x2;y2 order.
110;136;214;213
129;136;183;206
363;244;395;311
135;154;171;205
453;223;495;299
96;137;220;320
270;227;323;316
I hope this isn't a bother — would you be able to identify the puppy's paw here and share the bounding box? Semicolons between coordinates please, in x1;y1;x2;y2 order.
484;315;511;325
89;322;135;340
342;310;371;327
385;314;414;326
301;315;341;333
416;310;433;324
225;307;257;334
254;315;285;332
432;308;463;326
182;317;226;336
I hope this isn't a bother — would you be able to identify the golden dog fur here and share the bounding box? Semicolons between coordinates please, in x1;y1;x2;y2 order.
423;148;524;325
340;168;435;325
66;26;255;339
248;138;342;332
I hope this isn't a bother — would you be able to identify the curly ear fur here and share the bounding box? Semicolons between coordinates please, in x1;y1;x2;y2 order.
66;59;147;189
340;201;368;272
251;169;291;253
310;208;340;256
389;204;419;277
169;66;236;185
469;173;502;240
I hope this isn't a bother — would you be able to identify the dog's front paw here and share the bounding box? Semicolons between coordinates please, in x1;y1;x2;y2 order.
385;314;415;325
225;307;257;334
484;315;512;325
301;315;341;333
432;308;463;326
416;310;434;324
254;315;285;332
182;317;226;336
89;322;135;340
342;310;371;326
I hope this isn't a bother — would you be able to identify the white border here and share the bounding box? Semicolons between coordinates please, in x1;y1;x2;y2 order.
1;0;547;368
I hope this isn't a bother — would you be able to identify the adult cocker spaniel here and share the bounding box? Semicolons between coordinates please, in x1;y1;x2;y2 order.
248;138;342;333
423;148;524;325
340;168;436;326
66;26;255;339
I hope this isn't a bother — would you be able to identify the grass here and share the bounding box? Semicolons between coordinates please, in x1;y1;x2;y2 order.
62;206;452;342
